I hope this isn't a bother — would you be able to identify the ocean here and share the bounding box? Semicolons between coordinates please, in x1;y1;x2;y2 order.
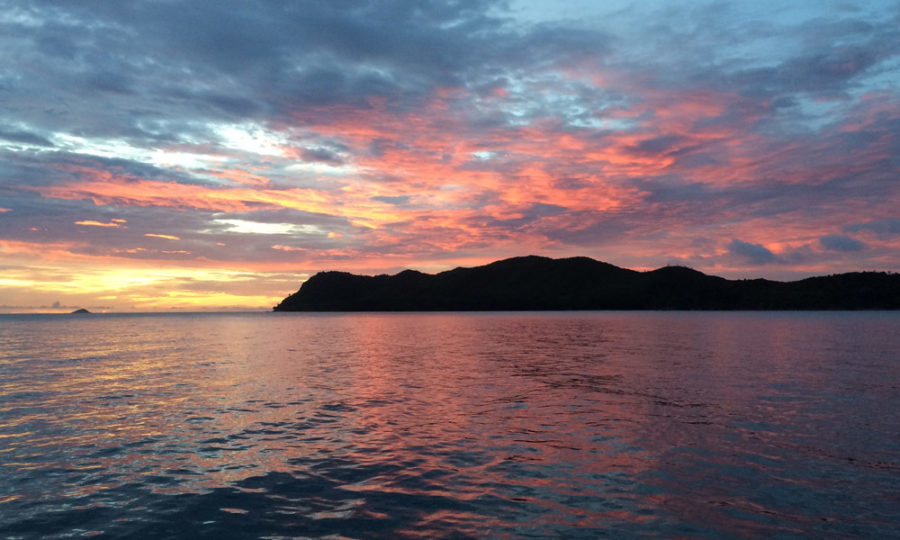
1;311;898;538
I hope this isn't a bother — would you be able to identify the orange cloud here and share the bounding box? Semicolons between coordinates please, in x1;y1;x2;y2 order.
38;176;333;214
290;99;650;220
9;81;895;295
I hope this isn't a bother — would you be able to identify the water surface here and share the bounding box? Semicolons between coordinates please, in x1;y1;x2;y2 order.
1;311;898;538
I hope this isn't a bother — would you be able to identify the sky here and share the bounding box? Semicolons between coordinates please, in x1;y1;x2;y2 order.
1;0;899;312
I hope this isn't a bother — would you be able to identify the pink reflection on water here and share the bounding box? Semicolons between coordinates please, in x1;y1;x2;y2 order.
1;312;899;536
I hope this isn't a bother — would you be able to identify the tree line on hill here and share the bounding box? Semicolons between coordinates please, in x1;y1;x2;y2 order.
274;256;900;311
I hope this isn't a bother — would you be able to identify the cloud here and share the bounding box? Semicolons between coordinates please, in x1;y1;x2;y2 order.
727;239;777;265
0;128;54;148
370;195;411;206
819;234;865;252
845;218;900;236
629;135;691;156
145;233;180;241
2;0;900;309
300;147;346;165
75;220;126;228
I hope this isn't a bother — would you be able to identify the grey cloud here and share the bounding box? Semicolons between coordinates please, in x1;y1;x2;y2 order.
86;71;135;95
276;65;401;110
727;239;776;265
0;0;605;145
192;91;267;119
473;202;569;233
371;195;411;206
501;23;611;69
630;135;689;156
368;139;410;158
525;202;568;218
632;177;712;204
300;147;345;165
737;46;881;98
543;211;636;247
0;150;202;188
0;128;54;147
5;0;897;142
819;234;865;252
613;1;900;117
844;217;900;236
551;176;597;191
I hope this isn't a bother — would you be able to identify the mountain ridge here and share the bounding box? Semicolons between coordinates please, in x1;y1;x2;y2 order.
273;255;900;311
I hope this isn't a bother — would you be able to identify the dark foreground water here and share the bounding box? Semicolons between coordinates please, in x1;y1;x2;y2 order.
1;311;899;538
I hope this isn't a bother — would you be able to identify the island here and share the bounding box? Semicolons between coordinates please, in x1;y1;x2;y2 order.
273;255;900;311
70;308;92;314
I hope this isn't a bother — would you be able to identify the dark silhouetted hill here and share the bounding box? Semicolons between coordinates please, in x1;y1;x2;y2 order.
273;255;900;311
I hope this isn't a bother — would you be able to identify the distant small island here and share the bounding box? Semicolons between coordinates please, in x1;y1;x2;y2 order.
273;255;900;311
71;308;92;314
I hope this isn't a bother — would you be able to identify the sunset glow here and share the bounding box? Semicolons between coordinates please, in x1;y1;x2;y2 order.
1;1;899;312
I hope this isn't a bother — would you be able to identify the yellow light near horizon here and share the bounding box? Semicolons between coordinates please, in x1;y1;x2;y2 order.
75;220;125;228
128;292;278;311
22;267;255;295
1;266;291;312
0;278;36;287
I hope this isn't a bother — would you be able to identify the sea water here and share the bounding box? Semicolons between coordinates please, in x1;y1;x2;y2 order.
1;311;898;538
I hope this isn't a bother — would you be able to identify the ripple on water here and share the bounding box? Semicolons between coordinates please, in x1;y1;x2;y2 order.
1;312;899;537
